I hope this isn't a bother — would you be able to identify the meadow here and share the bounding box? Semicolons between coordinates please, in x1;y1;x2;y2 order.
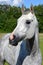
0;33;43;65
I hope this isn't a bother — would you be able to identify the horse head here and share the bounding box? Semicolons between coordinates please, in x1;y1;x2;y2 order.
9;5;38;46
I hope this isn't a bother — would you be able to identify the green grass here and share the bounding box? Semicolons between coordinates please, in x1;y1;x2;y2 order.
0;33;43;65
39;34;43;65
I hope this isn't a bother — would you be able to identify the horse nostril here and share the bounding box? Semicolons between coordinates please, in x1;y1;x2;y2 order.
9;34;16;41
13;35;16;39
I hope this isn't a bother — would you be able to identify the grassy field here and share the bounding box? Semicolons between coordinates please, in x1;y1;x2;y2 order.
0;33;43;65
39;34;43;65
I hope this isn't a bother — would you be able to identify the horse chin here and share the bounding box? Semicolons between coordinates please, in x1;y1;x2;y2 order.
11;42;18;46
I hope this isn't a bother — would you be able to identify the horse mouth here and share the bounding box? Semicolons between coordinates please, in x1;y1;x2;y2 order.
9;39;18;46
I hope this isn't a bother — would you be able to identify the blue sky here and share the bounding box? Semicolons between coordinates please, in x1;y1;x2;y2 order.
23;0;43;8
0;0;43;8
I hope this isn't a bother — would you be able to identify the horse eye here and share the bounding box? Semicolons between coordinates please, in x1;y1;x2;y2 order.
26;20;30;24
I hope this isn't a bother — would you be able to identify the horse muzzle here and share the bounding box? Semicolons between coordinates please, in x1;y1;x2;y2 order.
9;35;18;46
9;34;25;46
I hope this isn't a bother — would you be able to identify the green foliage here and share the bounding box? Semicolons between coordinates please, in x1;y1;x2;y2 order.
0;5;43;32
34;5;43;32
0;5;21;32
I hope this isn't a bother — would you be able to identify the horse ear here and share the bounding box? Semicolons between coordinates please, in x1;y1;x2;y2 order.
21;4;25;14
30;4;34;13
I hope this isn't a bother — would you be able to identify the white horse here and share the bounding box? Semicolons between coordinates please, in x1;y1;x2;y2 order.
0;5;42;65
